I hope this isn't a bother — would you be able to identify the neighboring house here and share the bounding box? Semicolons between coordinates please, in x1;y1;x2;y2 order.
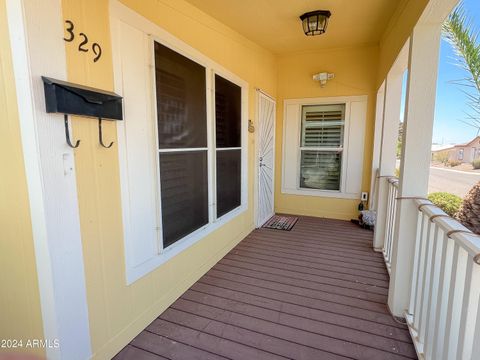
431;136;480;163
2;1;479;360
449;136;480;162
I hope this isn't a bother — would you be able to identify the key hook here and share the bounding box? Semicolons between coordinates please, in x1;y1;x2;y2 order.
64;114;81;148
98;118;114;148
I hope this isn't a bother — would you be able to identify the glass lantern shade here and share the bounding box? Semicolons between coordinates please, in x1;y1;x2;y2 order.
300;10;331;36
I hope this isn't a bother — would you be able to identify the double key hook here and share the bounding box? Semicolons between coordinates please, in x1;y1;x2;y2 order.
63;114;114;149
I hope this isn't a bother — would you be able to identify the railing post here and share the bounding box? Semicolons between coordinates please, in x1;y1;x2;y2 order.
373;62;404;250
388;22;442;317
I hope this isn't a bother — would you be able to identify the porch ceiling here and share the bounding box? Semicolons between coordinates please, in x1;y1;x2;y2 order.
185;0;402;54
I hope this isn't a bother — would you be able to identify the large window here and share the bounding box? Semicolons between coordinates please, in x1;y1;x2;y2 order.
300;104;345;191
282;96;367;199
114;13;247;283
154;42;243;249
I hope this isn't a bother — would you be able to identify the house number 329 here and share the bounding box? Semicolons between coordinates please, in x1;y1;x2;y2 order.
64;20;102;63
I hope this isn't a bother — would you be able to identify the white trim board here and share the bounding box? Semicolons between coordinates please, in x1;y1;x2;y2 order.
110;1;249;284
6;0;91;359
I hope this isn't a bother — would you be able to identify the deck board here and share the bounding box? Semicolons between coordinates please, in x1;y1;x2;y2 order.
114;216;417;360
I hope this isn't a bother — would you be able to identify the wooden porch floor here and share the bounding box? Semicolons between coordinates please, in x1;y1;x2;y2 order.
114;216;417;360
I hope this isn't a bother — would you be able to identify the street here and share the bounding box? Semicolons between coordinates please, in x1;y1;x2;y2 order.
429;167;480;198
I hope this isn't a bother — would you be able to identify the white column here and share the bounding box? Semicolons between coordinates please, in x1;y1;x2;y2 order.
7;1;92;358
373;69;403;250
369;82;385;210
388;23;442;317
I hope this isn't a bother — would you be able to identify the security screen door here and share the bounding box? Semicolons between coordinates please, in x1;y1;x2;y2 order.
256;91;276;227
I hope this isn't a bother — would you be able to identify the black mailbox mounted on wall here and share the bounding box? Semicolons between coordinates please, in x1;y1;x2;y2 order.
42;76;123;148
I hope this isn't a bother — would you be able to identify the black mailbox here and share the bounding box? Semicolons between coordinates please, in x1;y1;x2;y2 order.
42;76;123;121
42;77;123;148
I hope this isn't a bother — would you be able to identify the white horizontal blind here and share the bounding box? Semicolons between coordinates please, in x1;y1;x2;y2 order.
300;104;345;191
301;105;344;148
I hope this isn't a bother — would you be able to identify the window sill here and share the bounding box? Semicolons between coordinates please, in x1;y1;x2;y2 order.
125;204;247;285
281;187;360;200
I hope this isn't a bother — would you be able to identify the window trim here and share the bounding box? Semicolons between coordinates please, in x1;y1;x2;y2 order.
111;1;248;284
282;95;367;199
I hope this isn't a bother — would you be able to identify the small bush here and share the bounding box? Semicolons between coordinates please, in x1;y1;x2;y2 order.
433;150;450;165
428;192;462;217
472;159;480;169
447;160;462;167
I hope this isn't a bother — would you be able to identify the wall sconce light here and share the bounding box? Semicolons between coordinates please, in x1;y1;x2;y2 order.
313;72;335;87
300;10;331;36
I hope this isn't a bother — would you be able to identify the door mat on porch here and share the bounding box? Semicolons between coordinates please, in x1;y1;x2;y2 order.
262;215;298;231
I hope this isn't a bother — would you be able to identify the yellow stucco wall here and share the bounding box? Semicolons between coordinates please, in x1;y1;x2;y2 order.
60;0;276;358
275;45;380;220
0;0;45;357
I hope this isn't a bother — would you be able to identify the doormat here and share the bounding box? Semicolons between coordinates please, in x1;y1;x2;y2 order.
262;215;298;231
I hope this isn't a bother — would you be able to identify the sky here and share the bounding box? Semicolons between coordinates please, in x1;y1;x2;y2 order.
432;0;480;145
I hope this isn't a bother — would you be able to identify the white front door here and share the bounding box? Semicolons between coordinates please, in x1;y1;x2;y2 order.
256;90;276;227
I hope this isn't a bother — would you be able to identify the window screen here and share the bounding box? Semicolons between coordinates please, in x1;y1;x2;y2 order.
300;104;345;191
159;152;208;247
215;75;241;217
155;42;207;149
215;75;241;148
216;149;241;217
154;41;209;247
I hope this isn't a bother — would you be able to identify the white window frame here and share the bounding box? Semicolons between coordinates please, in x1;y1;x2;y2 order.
111;1;248;284
282;95;367;199
299;104;346;191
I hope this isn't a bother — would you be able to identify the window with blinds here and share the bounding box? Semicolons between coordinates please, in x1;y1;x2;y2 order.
300;104;345;191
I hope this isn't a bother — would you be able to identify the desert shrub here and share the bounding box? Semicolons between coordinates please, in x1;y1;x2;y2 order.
447;160;462;167
427;192;462;217
433;150;450;164
472;159;480;169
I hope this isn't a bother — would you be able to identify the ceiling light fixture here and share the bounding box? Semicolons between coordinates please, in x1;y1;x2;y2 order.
300;10;331;36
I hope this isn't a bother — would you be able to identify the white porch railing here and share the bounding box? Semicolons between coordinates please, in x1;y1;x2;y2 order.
383;177;399;274
404;199;480;360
